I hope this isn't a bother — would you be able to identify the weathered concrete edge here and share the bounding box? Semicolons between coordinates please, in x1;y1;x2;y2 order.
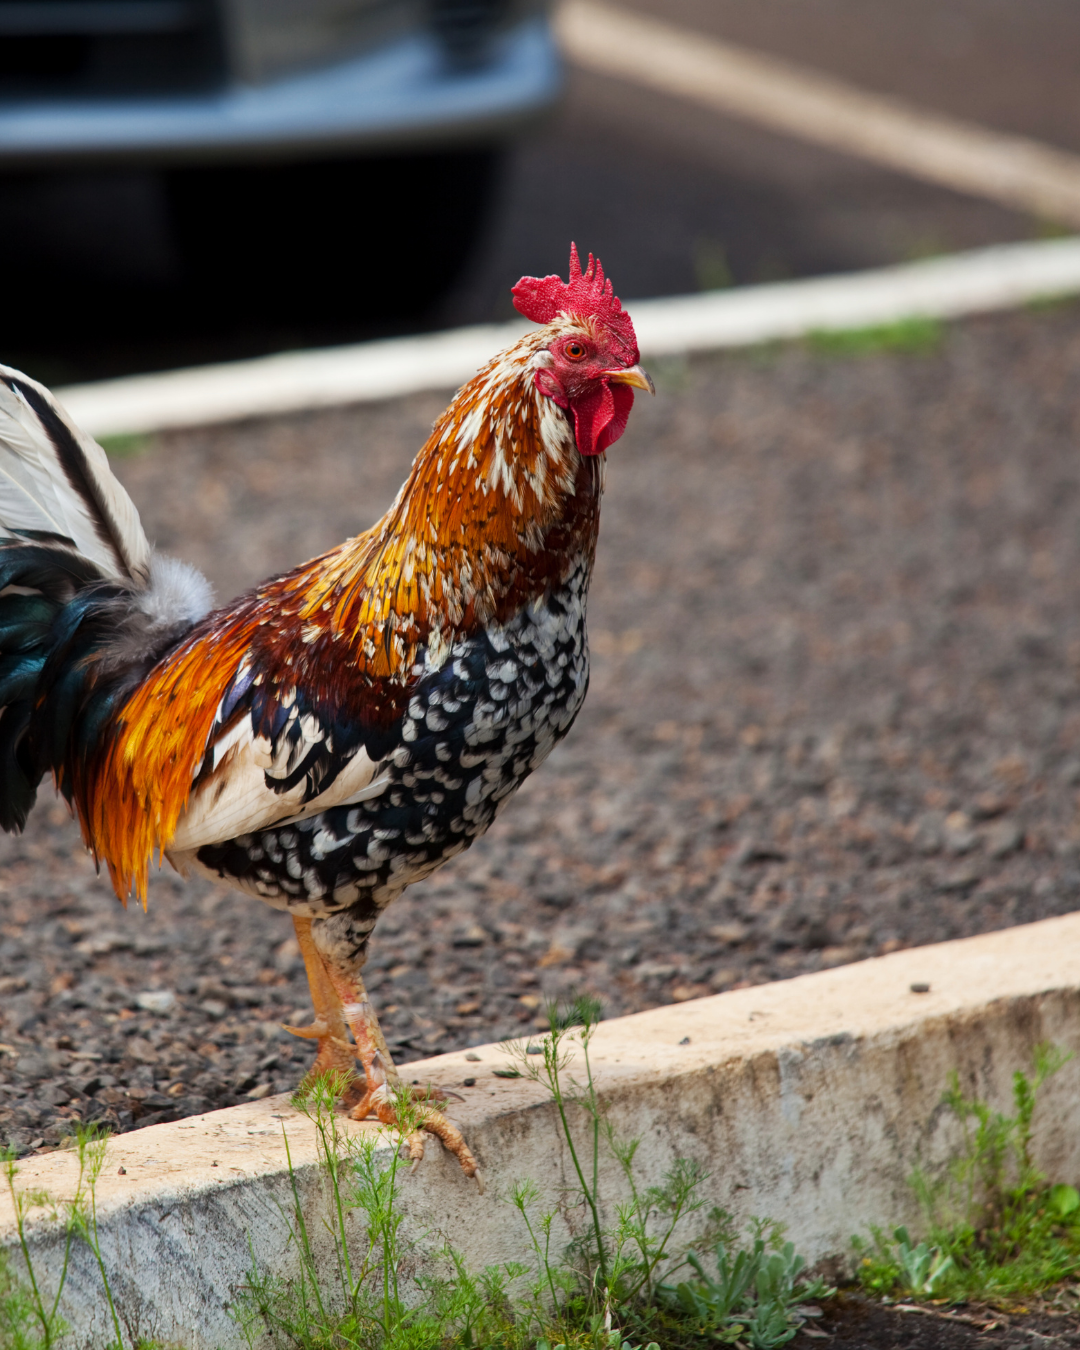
56;236;1080;438
5;912;1080;1348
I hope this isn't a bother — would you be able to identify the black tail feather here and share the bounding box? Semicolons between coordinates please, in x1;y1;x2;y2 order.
0;594;58;652
0;541;115;830
0;544;100;601
0;651;47;707
0;536;209;837
0;699;36;832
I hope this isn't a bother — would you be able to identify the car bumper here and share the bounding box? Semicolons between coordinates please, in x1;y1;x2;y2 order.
0;16;561;168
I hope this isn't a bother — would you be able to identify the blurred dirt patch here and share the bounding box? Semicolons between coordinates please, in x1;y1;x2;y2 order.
820;1293;1080;1347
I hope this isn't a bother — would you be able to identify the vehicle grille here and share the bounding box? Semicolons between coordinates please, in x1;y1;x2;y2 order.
428;0;511;64
0;0;224;95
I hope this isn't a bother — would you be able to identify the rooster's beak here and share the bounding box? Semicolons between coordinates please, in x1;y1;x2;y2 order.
606;364;655;395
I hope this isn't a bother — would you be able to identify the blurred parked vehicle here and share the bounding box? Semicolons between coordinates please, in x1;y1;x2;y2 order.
0;0;561;323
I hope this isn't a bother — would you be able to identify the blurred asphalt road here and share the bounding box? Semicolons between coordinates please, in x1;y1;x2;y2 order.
450;0;1080;322
1;0;1076;382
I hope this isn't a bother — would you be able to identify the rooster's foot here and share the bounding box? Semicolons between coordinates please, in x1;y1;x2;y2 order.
349;1082;483;1191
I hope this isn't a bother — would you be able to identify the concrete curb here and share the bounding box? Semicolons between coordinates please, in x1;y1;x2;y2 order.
5;914;1080;1347
57;236;1080;439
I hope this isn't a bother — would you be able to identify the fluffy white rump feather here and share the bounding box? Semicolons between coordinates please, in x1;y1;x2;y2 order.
137;554;215;629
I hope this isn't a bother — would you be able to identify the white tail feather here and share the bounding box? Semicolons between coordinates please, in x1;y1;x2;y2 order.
0;364;151;583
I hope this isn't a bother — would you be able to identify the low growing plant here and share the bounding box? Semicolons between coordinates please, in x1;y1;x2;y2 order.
852;1226;954;1300
854;1043;1080;1303
2;1000;832;1350
661;1221;832;1348
234;997;831;1350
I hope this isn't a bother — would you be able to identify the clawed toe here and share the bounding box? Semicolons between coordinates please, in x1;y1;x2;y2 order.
284;923;481;1190
406;1110;483;1190
402;1128;484;1193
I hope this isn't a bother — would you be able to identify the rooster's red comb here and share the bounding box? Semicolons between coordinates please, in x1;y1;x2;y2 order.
512;244;638;363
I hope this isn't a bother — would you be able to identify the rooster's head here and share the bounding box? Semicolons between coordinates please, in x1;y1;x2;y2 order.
512;244;654;458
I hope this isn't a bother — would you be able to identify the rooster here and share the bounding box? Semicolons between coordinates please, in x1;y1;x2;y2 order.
0;247;651;1184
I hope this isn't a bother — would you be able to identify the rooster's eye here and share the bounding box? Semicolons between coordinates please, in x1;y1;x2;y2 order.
564;340;587;361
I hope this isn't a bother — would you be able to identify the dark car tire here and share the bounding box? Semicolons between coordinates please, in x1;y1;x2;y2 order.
165;147;502;327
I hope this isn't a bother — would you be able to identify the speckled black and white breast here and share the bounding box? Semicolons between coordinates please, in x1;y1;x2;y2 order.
194;558;591;916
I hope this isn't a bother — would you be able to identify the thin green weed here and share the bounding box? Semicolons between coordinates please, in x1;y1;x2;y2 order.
500;997;830;1350
0;1245;47;1350
2;1136;85;1349
1;1123;174;1350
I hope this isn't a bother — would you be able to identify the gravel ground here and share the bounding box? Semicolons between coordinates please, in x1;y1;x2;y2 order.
5;304;1080;1152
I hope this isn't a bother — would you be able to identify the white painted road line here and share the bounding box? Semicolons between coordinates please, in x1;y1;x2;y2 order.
557;0;1080;227
630;237;1080;354
56;236;1080;439
58;321;528;440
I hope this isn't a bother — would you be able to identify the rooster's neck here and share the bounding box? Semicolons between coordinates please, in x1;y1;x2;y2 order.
293;330;604;679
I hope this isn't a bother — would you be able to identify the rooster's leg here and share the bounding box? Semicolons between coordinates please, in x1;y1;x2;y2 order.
325;965;482;1190
312;908;482;1189
282;916;359;1083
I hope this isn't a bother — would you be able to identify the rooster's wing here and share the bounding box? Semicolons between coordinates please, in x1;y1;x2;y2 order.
167;659;392;856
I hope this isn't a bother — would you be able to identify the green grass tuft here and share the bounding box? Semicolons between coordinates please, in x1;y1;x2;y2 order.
806;317;945;358
98;433;153;459
854;1043;1080;1305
